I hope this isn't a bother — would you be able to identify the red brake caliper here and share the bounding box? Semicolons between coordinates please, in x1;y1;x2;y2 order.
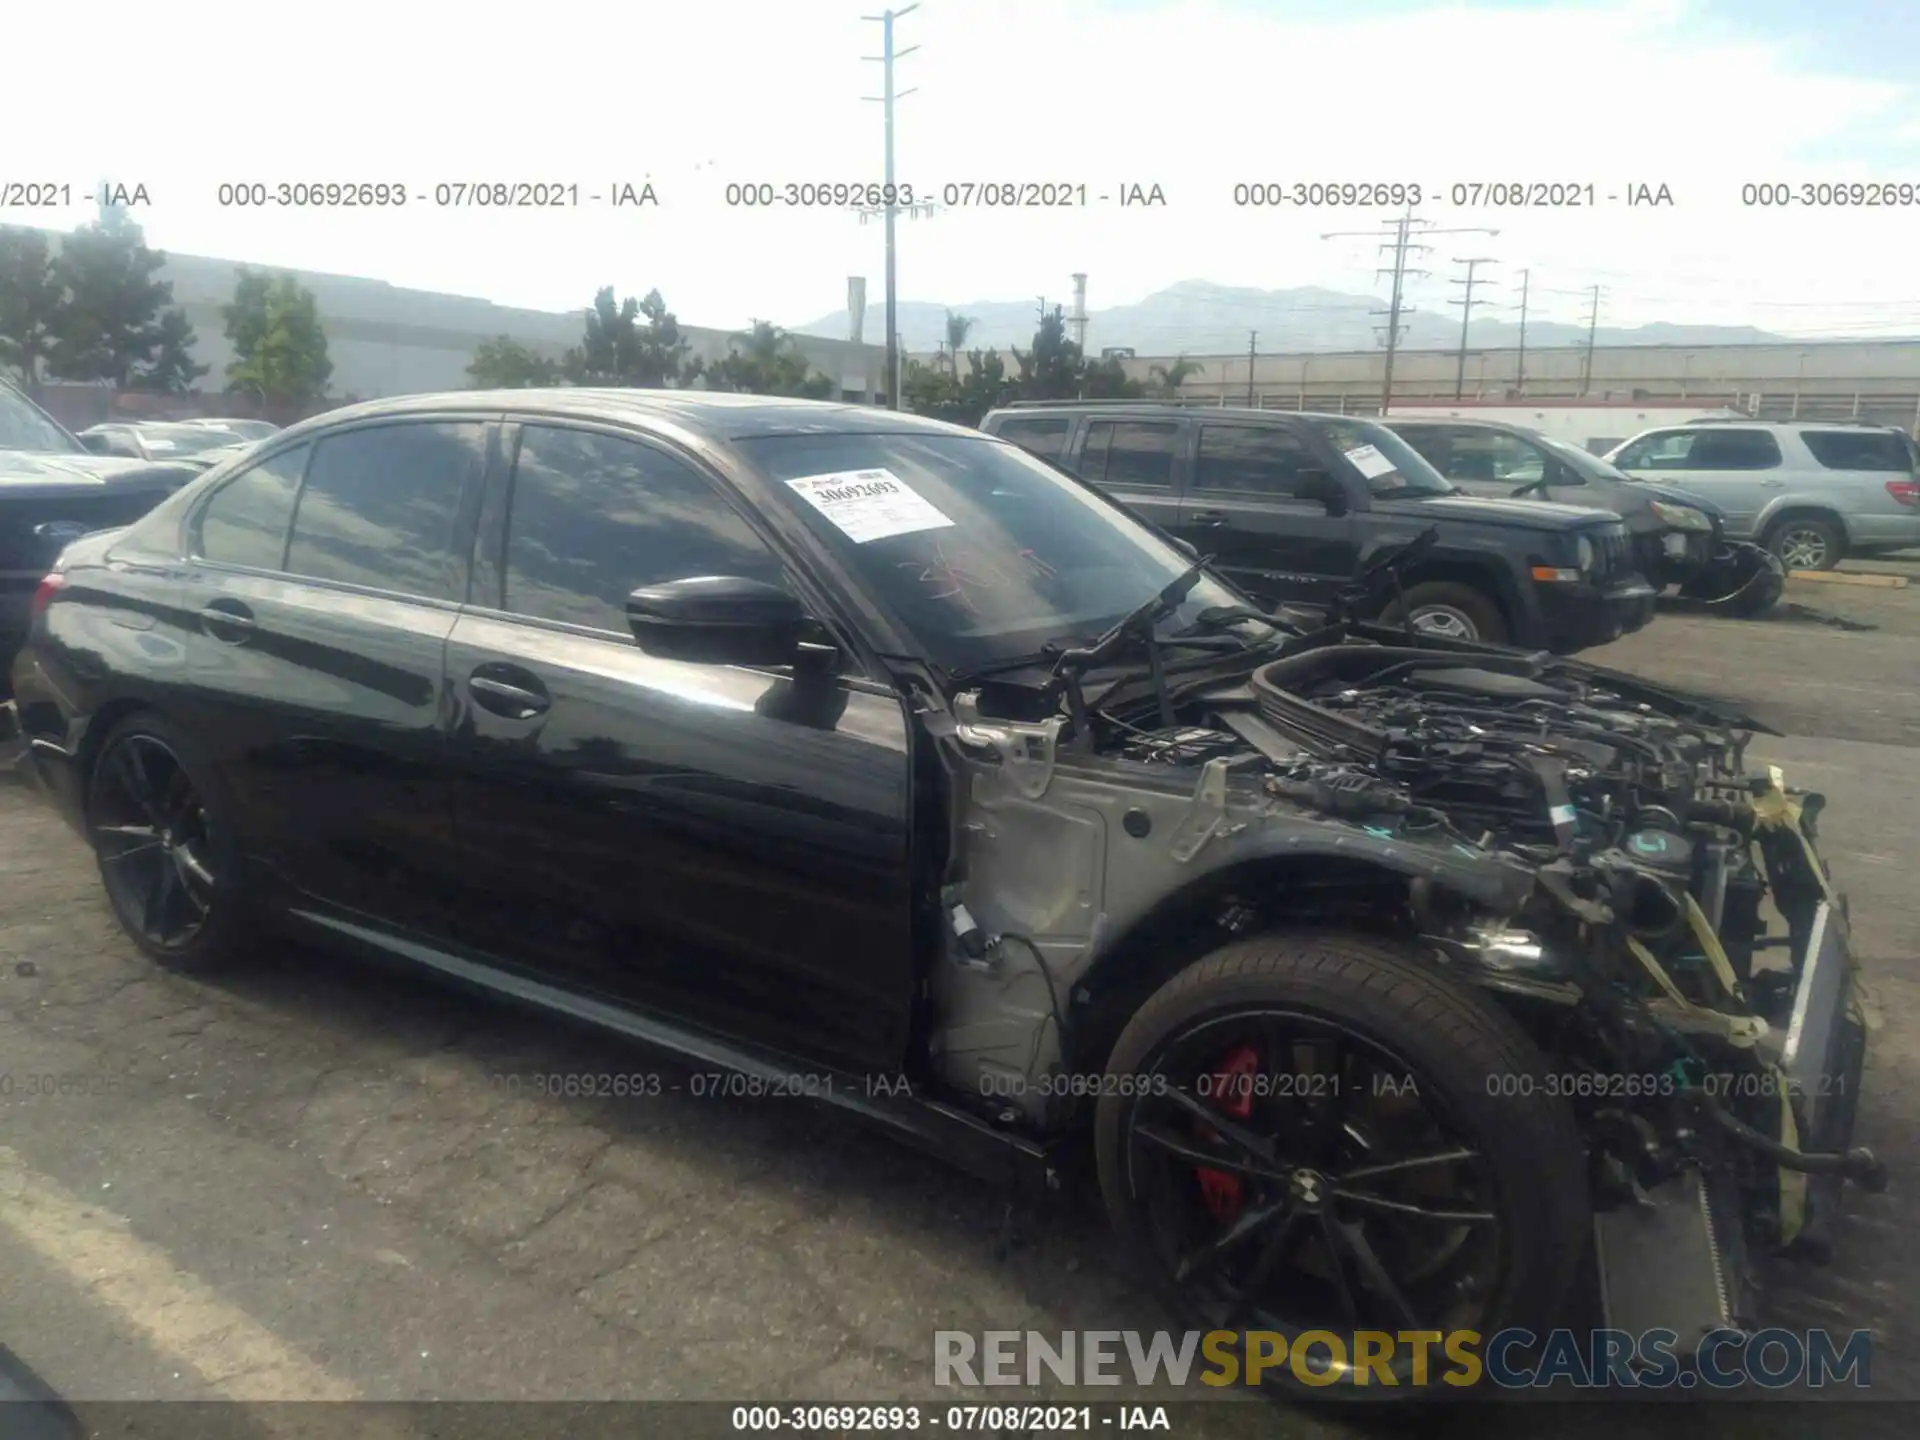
1195;1043;1260;1221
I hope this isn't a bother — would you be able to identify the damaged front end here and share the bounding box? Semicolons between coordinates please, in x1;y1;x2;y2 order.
927;629;1875;1357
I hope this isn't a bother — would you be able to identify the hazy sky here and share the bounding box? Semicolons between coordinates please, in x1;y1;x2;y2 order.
7;0;1918;344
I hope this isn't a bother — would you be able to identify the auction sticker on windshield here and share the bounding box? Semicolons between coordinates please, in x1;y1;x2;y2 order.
1343;443;1397;480
786;468;956;543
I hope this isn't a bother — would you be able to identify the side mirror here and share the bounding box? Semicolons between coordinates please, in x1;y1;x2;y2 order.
626;575;812;667
79;434;112;455
1295;469;1349;516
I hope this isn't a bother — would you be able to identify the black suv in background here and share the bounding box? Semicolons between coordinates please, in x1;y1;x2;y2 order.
981;402;1657;652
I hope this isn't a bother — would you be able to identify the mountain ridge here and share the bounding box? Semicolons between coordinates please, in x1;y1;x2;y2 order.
794;279;1820;355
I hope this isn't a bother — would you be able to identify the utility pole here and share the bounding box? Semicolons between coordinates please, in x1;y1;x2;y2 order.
1246;331;1258;406
862;6;918;409
1514;268;1530;396
1448;257;1496;400
1580;283;1603;396
1322;209;1498;415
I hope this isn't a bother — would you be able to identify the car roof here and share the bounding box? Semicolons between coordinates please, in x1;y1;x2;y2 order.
279;389;978;443
1381;416;1542;436
988;403;1365;424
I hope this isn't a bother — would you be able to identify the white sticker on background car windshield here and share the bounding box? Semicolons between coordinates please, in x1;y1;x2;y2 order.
1342;443;1397;480
785;468;955;543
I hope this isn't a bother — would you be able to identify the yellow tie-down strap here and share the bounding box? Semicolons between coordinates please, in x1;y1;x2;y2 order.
1751;764;1878;1023
1624;932;1809;1245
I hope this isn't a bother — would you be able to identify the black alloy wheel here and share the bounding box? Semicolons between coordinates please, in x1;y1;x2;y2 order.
1096;933;1588;1399
1123;1014;1500;1370
91;731;216;952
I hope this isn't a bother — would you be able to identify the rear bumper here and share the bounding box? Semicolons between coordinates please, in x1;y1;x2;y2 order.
1533;578;1658;654
1845;512;1920;548
0;698;21;775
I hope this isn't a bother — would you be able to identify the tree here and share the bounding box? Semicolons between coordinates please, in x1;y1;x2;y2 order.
467;336;562;388
562;286;702;388
1084;353;1143;400
1006;307;1141;402
942;310;975;374
1013;307;1086;401
223;267;332;405
900;347;1017;428
46;211;205;391
703;321;834;398
0;227;65;390
1148;356;1204;397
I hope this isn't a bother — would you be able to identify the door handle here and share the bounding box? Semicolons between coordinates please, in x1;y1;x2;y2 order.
199;600;256;644
1760;479;1787;488
1188;510;1229;526
468;670;550;719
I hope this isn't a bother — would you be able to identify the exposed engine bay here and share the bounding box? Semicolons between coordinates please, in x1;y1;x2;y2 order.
927;603;1877;1345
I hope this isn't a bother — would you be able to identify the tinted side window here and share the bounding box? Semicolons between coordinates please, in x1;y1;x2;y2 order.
503;426;786;632
1193;426;1319;496
1682;429;1782;470
1444;428;1548;483
1801;430;1914;472
1083;421;1178;488
195;443;309;569
994;417;1073;460
1393;426;1449;468
1613;431;1688;468
285;422;482;601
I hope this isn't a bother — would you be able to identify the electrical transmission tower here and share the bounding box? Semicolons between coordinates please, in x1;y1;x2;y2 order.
1322;208;1499;414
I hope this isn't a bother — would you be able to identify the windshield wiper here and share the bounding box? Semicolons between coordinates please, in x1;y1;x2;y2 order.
1048;557;1213;738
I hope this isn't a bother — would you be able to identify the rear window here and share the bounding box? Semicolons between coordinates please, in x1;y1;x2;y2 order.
1079;420;1179;489
1801;430;1916;473
992;417;1072;461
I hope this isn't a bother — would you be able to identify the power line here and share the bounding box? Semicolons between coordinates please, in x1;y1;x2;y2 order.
1448;257;1497;400
1515;268;1530;395
1580;284;1604;395
1322;208;1497;413
860;5;919;409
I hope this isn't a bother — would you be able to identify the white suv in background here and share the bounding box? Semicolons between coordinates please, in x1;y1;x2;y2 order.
1605;420;1920;571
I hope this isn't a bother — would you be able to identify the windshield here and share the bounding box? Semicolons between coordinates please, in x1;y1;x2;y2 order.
1541;434;1635;482
1307;418;1456;497
132;424;255;456
0;384;83;453
190;418;279;440
736;431;1257;674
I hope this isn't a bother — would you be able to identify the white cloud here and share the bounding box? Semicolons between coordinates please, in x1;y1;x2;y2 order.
4;0;1915;340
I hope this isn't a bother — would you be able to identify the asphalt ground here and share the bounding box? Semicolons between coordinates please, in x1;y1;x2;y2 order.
1;562;1917;1439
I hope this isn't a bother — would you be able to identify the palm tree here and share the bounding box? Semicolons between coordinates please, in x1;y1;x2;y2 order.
1148;356;1204;397
944;311;975;375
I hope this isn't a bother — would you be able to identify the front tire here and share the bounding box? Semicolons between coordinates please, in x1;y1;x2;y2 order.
85;712;256;972
1094;931;1588;1400
1378;582;1510;644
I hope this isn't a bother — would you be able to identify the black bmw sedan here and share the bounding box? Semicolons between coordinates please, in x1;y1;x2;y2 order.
8;389;1870;1396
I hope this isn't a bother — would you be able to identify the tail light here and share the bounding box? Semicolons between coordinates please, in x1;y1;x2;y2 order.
29;572;67;626
1887;480;1920;508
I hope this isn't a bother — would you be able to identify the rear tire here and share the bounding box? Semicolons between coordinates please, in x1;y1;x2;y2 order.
1765;514;1845;572
85;712;256;973
1095;931;1588;1401
1378;582;1510;644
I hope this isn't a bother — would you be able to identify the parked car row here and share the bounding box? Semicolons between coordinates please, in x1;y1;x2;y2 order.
1602;419;1920;572
1;384;208;698
982;401;1666;647
3;387;1876;1403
